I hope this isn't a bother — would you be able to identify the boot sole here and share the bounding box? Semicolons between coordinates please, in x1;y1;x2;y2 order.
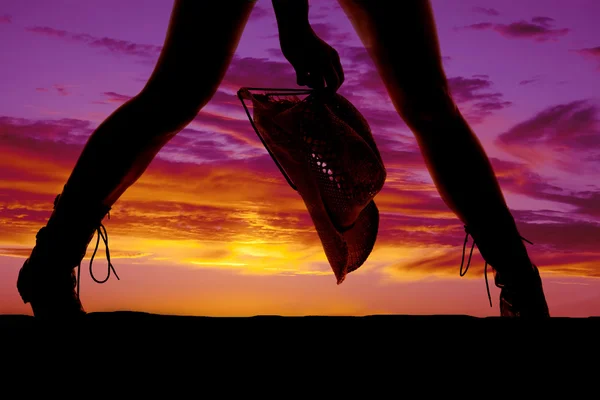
16;259;87;318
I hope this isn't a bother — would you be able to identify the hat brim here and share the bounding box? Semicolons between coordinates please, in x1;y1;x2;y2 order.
275;153;380;284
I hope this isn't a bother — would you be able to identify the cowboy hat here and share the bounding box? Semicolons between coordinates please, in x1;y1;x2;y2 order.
238;87;386;284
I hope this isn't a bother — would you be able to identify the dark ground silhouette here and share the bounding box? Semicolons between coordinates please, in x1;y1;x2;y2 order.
2;312;599;358
3;313;595;392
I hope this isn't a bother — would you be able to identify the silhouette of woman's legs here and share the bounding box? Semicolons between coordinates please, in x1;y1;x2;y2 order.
337;0;548;314
18;0;256;317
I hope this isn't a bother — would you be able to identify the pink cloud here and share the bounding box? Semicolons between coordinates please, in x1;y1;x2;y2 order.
496;100;600;166
513;212;600;253
384;216;600;278
490;157;600;220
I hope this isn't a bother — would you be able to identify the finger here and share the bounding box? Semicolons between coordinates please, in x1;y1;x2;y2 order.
331;50;345;87
323;63;340;92
297;72;309;87
306;71;325;90
295;66;309;86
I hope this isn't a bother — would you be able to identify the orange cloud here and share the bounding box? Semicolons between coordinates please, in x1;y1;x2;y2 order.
2;59;599;286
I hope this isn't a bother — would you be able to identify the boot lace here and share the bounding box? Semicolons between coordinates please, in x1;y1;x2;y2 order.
75;212;120;298
459;225;532;308
51;194;119;298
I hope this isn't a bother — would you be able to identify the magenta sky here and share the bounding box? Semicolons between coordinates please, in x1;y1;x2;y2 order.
1;0;599;317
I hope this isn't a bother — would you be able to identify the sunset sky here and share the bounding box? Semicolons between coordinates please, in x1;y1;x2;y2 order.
1;0;599;317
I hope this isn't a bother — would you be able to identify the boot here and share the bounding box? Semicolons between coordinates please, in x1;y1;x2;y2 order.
459;222;550;318
16;192;114;320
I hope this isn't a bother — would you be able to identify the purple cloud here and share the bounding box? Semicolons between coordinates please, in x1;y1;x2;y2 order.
94;91;134;105
53;84;71;96
531;16;555;27
490;157;600;221
463;22;493;30
250;3;270;19
447;75;512;122
336;47;510;124
0;14;11;23
575;46;600;57
497;100;600;151
519;76;542;85
317;45;509;124
573;46;600;70
460;17;570;42
221;56;297;90
310;22;353;44
262;19;351;45
34;85;74;96
0;116;94;146
472;7;500;17
25;26;163;62
85;86;265;158
0;114;266;180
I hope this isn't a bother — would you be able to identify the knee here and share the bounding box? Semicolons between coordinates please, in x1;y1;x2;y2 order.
137;82;218;132
395;83;459;129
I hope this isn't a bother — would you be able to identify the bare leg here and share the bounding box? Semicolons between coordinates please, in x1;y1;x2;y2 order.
18;0;256;317
337;1;509;226
337;0;525;259
45;0;256;244
57;0;255;210
337;0;549;315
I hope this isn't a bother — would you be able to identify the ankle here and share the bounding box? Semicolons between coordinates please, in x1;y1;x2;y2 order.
43;190;111;249
466;221;532;277
28;222;93;275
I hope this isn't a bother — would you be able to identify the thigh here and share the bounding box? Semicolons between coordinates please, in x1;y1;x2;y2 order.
143;0;256;102
337;0;449;105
